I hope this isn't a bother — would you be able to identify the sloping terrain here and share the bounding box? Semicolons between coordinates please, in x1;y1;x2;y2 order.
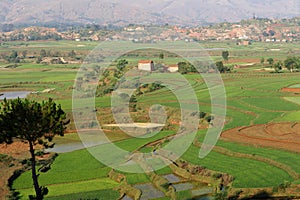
0;0;299;25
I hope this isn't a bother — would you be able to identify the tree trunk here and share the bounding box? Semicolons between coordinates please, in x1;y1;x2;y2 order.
29;141;43;200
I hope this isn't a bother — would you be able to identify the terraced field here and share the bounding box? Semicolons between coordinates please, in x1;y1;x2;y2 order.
1;40;300;199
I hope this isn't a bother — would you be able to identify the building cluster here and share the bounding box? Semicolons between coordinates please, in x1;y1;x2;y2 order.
0;18;299;43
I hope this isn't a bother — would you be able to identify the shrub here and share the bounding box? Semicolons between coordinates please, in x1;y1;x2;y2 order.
212;173;223;180
205;115;214;123
199;111;207;118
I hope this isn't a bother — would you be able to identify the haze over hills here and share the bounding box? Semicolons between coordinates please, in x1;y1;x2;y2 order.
0;0;299;26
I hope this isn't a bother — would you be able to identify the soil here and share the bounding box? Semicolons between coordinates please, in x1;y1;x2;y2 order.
0;141;45;199
0;142;28;198
228;58;260;65
221;122;300;153
281;88;300;93
0;156;22;199
0;142;30;159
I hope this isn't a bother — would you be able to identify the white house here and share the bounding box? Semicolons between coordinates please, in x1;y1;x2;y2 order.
138;60;154;71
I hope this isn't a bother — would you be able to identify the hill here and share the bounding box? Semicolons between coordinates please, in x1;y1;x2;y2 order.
0;0;299;26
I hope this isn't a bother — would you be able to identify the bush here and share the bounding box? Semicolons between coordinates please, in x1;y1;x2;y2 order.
214;189;228;200
272;186;278;193
199;111;206;118
205;115;214;123
212;173;223;180
8;163;15;167
35;151;44;156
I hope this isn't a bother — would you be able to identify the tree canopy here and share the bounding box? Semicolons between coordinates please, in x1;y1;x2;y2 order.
0;98;69;199
178;61;197;74
116;59;128;71
284;57;300;72
216;61;231;73
222;51;229;61
0;98;68;145
267;58;274;65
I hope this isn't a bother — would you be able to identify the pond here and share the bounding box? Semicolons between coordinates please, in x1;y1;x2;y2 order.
0;91;31;100
114;173;213;200
135;183;165;200
45;140;107;153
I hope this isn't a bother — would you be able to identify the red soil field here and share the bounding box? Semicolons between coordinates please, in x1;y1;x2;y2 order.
281;88;300;93
221;123;300;153
228;58;260;64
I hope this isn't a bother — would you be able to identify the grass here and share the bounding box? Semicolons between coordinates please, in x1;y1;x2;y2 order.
45;189;119;200
13;149;110;189
224;109;256;129
241;97;298;111
13;148;120;199
113;130;175;152
2;40;300;198
293;179;300;184
18;179;119;200
252;111;284;124
275;110;300;122
125;173;150;184
216;140;300;174
13;130;176;197
288;84;300;88
284;97;300;105
182;144;293;188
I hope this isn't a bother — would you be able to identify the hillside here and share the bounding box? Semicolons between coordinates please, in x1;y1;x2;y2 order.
0;0;299;26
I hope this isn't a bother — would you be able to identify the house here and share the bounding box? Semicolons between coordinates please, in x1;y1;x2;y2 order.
237;40;250;46
138;60;154;71
167;64;179;72
41;57;68;64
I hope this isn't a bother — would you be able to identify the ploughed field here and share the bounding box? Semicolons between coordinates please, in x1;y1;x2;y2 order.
221;123;300;153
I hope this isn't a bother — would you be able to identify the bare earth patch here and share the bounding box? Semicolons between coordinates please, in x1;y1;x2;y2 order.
221;123;300;153
0;142;45;199
103;123;165;128
228;58;260;64
281;88;300;93
0;142;29;198
0;142;30;159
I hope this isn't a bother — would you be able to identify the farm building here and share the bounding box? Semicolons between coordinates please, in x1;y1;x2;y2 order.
41;57;68;64
237;40;250;46
138;60;154;71
167;64;179;72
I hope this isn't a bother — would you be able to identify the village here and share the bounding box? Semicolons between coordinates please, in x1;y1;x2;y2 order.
0;17;299;43
0;2;300;198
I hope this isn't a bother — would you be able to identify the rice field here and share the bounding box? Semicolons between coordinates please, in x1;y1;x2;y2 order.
2;40;300;199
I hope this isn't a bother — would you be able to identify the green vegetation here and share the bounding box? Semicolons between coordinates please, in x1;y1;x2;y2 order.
19;179;118;199
45;189;119;200
182;142;293;188
13;149;110;189
284;57;300;72
1;40;300;199
222;50;229;62
0;98;69;200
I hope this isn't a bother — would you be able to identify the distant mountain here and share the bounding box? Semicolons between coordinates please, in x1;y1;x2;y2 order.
0;0;299;26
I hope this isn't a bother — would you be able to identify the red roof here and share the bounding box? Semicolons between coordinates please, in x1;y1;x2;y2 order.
138;60;153;64
168;64;178;68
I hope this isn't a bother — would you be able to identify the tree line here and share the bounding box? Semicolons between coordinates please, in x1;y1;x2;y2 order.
261;56;300;72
